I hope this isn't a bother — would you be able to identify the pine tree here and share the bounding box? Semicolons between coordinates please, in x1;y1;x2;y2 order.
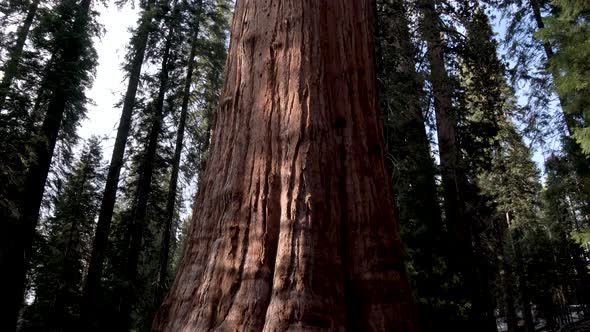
478;122;542;332
489;0;590;224
0;0;56;218
19;137;104;332
374;0;449;329
416;1;501;329
535;154;590;325
81;1;157;327
465;7;589;329
0;0;98;329
155;0;231;306
538;0;590;154
156;0;204;306
0;0;40;110
115;0;183;328
455;7;515;330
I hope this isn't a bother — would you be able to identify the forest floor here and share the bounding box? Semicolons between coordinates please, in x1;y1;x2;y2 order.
497;309;589;332
560;319;590;332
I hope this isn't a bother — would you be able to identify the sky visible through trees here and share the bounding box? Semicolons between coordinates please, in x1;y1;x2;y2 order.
1;0;589;331
83;5;204;219
82;7;554;176
76;6;558;236
16;3;562;220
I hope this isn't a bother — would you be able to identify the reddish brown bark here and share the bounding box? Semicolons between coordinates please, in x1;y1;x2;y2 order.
152;0;416;331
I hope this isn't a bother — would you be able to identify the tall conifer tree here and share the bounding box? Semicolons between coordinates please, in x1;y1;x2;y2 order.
0;0;98;328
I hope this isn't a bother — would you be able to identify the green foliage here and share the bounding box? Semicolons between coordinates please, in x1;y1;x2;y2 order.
538;0;590;154
572;229;590;246
486;0;566;143
478;124;542;228
182;0;230;181
525;154;590;327
20;137;105;331
375;0;455;327
88;1;232;330
2;0;589;330
0;0;100;218
458;10;505;175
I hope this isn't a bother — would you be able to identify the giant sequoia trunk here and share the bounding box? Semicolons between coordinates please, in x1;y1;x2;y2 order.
152;0;416;331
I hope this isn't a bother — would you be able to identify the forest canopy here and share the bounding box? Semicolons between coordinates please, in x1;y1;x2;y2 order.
0;0;589;331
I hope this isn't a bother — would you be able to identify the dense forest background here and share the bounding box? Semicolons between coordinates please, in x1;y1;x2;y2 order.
0;0;589;331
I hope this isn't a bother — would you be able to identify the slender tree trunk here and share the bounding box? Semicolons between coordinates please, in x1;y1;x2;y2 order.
499;226;518;332
156;0;203;305
570;244;590;314
498;214;519;332
418;0;496;330
81;1;155;328
153;0;416;331
530;0;554;58
374;0;443;329
376;0;442;239
196;67;220;179
418;0;462;248
0;1;92;330
117;12;175;329
513;236;535;332
0;0;40;110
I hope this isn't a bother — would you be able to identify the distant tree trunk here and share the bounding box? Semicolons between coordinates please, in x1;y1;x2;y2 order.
376;0;442;238
513;233;535;332
156;0;203;305
196;67;217;177
374;0;443;328
0;0;40;110
570;244;590;315
530;0;554;59
418;0;496;330
81;1;155;328
152;0;416;331
498;215;519;332
0;1;92;330
117;11;175;329
418;0;462;250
